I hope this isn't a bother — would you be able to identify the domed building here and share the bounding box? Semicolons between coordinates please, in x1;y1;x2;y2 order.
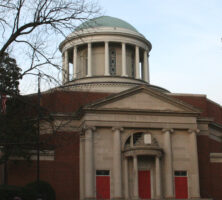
7;16;222;200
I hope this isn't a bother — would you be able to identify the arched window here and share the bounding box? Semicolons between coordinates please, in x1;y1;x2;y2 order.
133;132;143;145
124;132;157;149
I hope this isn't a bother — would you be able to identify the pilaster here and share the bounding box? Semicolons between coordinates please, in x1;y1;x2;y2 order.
188;129;200;198
112;127;124;199
162;128;174;198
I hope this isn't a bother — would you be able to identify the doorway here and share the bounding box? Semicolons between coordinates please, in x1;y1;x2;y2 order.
138;170;151;199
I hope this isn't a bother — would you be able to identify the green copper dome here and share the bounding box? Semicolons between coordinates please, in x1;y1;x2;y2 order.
76;16;138;32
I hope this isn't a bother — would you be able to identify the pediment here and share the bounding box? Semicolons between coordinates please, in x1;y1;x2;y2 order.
84;86;200;113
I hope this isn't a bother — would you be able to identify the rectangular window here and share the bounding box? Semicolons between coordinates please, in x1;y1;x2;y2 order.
96;170;110;176
174;171;187;177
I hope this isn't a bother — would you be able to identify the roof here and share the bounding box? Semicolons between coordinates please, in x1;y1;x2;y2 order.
27;89;222;125
75;16;139;32
172;94;222;125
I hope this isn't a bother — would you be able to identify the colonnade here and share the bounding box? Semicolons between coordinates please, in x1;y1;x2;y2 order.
62;42;150;84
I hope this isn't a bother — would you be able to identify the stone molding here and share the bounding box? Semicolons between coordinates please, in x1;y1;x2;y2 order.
188;129;200;134
162;128;174;133
112;127;124;132
210;153;222;163
60;26;152;52
82;125;96;133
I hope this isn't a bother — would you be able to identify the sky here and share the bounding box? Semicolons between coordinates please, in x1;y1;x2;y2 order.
17;0;222;105
98;0;222;105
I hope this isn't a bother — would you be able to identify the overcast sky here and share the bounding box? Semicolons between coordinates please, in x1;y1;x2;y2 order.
98;0;222;105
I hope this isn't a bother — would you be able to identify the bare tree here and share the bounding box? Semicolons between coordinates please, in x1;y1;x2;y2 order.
0;0;100;86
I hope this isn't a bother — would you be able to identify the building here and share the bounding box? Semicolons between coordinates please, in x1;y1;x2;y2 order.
7;16;222;200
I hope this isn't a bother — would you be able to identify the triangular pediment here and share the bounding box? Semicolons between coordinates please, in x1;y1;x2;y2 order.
84;85;200;114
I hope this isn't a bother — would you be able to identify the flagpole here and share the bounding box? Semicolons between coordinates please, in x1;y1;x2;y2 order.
37;72;41;197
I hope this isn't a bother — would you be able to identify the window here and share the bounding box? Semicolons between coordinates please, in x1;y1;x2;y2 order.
109;48;116;75
133;132;143;145
96;170;110;176
174;171;187;177
131;54;135;77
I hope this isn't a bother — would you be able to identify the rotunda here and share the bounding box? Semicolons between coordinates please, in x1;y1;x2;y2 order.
59;16;167;93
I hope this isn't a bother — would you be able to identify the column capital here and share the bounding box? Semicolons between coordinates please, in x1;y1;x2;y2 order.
112;127;124;132
162;128;174;133
133;154;137;159
188;129;200;134
155;153;162;158
83;125;96;132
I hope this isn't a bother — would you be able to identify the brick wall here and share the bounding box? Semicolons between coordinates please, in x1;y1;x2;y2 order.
197;135;222;200
172;95;222;124
8;132;80;200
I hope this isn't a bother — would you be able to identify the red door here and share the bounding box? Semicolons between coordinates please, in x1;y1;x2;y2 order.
175;177;188;199
96;176;110;199
138;170;151;199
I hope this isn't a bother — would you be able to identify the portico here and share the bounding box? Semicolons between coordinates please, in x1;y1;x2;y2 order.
123;132;163;199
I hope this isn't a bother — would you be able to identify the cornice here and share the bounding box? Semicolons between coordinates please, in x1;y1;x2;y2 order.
59;27;152;52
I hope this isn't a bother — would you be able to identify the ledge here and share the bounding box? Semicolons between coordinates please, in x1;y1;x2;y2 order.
210;153;222;163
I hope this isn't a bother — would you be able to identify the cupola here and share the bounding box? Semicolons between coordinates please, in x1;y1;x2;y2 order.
59;16;154;93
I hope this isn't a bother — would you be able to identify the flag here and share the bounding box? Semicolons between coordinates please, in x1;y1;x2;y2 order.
1;94;7;114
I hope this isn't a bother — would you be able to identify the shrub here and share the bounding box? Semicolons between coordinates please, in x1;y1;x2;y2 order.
22;180;56;200
0;184;22;200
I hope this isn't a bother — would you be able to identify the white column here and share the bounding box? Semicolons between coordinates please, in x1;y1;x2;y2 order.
65;50;69;82
135;46;140;79
147;54;150;83
124;157;129;199
63;50;69;83
188;129;200;198
143;50;149;83
87;42;92;77
155;156;162;198
112;127;123;199
162;129;174;198
122;43;127;76
73;46;77;79
133;155;139;199
85;126;95;199
62;53;65;84
104;41;110;75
